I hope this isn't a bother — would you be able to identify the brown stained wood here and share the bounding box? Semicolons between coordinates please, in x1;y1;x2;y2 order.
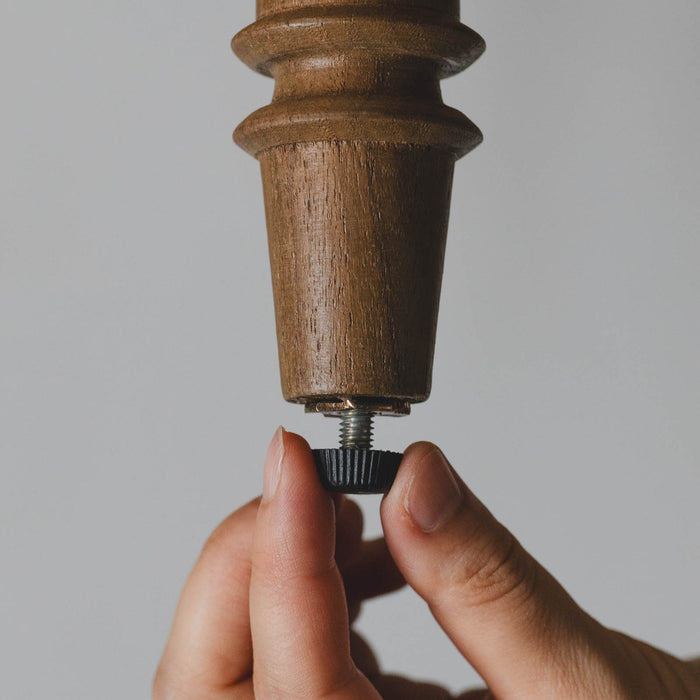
232;0;483;406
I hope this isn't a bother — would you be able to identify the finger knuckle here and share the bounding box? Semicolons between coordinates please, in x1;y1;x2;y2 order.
152;664;177;700
448;524;537;609
198;498;260;563
200;518;235;559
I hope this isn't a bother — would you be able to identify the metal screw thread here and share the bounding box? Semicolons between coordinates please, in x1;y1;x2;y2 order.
339;410;374;450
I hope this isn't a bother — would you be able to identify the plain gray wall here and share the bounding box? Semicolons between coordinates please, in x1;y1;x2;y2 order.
1;1;699;698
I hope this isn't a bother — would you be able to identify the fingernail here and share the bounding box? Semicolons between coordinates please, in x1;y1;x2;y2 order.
405;448;463;533
263;426;285;501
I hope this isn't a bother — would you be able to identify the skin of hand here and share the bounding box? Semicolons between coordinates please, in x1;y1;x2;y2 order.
154;429;700;699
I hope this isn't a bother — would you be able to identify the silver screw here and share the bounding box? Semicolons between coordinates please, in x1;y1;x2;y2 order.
339;409;374;450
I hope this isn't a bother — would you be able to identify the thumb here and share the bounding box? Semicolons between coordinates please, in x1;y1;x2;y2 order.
380;443;627;698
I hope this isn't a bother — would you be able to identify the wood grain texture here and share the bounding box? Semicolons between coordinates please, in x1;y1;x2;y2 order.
232;0;483;406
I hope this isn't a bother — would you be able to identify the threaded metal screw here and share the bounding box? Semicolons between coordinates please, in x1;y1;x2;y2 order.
339;409;374;450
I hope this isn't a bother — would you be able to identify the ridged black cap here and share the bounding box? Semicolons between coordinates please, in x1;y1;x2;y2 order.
312;449;403;494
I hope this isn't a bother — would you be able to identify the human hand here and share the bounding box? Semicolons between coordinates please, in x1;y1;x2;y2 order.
154;429;700;699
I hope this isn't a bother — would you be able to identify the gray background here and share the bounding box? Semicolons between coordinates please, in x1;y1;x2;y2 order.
1;1;699;698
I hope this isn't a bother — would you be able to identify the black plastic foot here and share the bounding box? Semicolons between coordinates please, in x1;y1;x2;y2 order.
312;448;403;494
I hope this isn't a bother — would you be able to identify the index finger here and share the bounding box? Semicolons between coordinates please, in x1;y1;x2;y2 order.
154;498;259;697
249;428;381;699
